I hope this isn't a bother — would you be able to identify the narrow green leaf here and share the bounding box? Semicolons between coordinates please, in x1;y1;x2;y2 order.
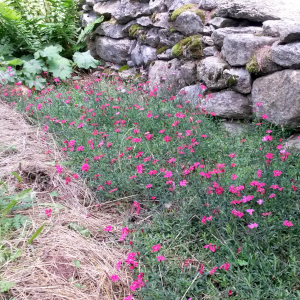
11;172;22;183
26;223;45;245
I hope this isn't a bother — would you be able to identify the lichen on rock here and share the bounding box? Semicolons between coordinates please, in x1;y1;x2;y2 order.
171;35;203;58
170;4;206;22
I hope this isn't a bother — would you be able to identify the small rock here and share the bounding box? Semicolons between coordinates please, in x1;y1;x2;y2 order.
152;13;170;29
136;16;153;27
263;20;289;37
82;4;92;11
203;46;219;56
203;25;216;35
174;11;205;36
95;21;129;39
169;0;199;11
221;121;253;135
223;68;252;94
158;29;185;47
208;17;239;29
142;28;160;48
280;23;300;43
81;11;97;27
177;84;204;105
202;36;214;46
197;56;229;90
157;49;173;60
199;0;218;10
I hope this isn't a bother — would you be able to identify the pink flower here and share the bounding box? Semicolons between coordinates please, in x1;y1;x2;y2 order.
248;223;258;229
269;193;276;198
179;180;188;186
148;170;157;175
116;261;122;270
266;153;273;159
262;212;271;217
123;296;133;300
257;199;263;205
231;174;237;180
231;209;244;218
77;122;83;129
110;275;119;282
256;102;262;106
164;136;171;142
283;220;293;227
157;255;165;262
45;209;52;217
145;184;152;188
228;153;236;158
203;243;215;252
152;244;161;252
210;266;218;275
104;226;112;232
199;264;204;274
262;114;268;119
81;163;89;172
220;262;230;271
273;170;282;177
159;129;165;133
246;209;255;215
257;170;262;178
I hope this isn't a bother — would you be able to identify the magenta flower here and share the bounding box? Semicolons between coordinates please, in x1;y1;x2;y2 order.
231;174;238;180
81;163;89;172
257;199;263;205
246;209;255;215
248;223;258;229
179;180;188;186
273;170;282;177
104;226;112;232
283;220;293;227
157;255;165;262
145;184;152;189
152;244;161;252
110;275;119;282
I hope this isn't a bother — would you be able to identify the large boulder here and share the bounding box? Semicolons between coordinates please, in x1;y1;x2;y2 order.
149;0;173;12
142;28;161;48
174;11;204;36
252;70;300;128
216;0;300;22
280;23;300;43
211;27;263;48
152;13;171;29
96;37;133;64
95;21;128;39
197;56;229;90
201;90;252;119
223;68;252;94
222;34;277;66
93;1;120;18
169;0;199;11
199;0;218;10
112;0;151;24
271;43;300;68
263;20;290;37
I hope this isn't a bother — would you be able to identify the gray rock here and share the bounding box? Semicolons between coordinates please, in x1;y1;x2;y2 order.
86;39;100;60
113;0;152;24
201;91;252;119
222;34;277;67
157;49;173;60
142;28;160;48
119;68;137;81
203;25;216;35
216;0;280;22
177;84;204;105
216;0;300;22
284;135;300;151
263;20;289;37
86;0;96;5
127;60;135;68
212;27;263;48
169;0;199;11
223;68;252;94
95;21;128;39
252;70;300;128
174;11;204;36
203;46;219;56
202;36;214;46
147;59;195;94
82;4;92;11
96;37;133;64
271;43;300;68
181;61;197;85
280;23;300;43
158;29;185;47
208;17;239;29
152;13;170;29
94;1;120;18
81;11;97;26
197;57;229;90
149;0;173;12
221;121;253;135
136;16;153;27
199;0;218;10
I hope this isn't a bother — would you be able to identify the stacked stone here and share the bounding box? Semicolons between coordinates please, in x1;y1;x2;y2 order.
81;0;300;129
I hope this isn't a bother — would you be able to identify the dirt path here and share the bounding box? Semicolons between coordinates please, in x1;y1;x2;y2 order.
0;100;131;300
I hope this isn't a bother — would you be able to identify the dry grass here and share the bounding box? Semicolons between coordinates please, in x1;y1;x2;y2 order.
0;100;132;300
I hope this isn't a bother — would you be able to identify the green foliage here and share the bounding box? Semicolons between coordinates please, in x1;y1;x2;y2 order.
171;4;206;22
119;65;130;72
26;223;45;245
76;16;104;45
129;24;143;37
156;46;168;55
73;50;99;69
246;54;260;74
68;222;91;237
0;280;15;293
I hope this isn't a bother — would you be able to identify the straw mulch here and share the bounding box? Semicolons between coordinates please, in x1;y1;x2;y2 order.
0;99;131;300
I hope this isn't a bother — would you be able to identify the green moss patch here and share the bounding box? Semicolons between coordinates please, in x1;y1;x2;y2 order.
129;24;143;37
246;54;260;74
119;65;129;72
171;35;203;59
156;46;168;55
171;4;206;22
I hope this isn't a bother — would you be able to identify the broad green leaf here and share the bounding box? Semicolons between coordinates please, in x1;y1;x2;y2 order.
20;54;34;62
26;223;45;245
11;172;22;183
68;222;91;238
73;51;99;69
49;191;59;197
23;59;44;77
15;188;32;200
47;57;72;80
24;77;47;90
7;58;23;67
35;45;63;60
0;280;15;293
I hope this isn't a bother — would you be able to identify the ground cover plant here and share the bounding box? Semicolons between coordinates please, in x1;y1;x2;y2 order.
2;75;300;300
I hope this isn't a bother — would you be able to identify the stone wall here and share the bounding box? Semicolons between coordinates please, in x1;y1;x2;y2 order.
81;0;300;129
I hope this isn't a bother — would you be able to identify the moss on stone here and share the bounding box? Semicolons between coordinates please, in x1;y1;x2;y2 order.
170;4;206;22
119;65;129;72
169;27;176;33
246;54;260;74
156;46;168;55
129;24;143;37
171;35;203;59
227;75;238;86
